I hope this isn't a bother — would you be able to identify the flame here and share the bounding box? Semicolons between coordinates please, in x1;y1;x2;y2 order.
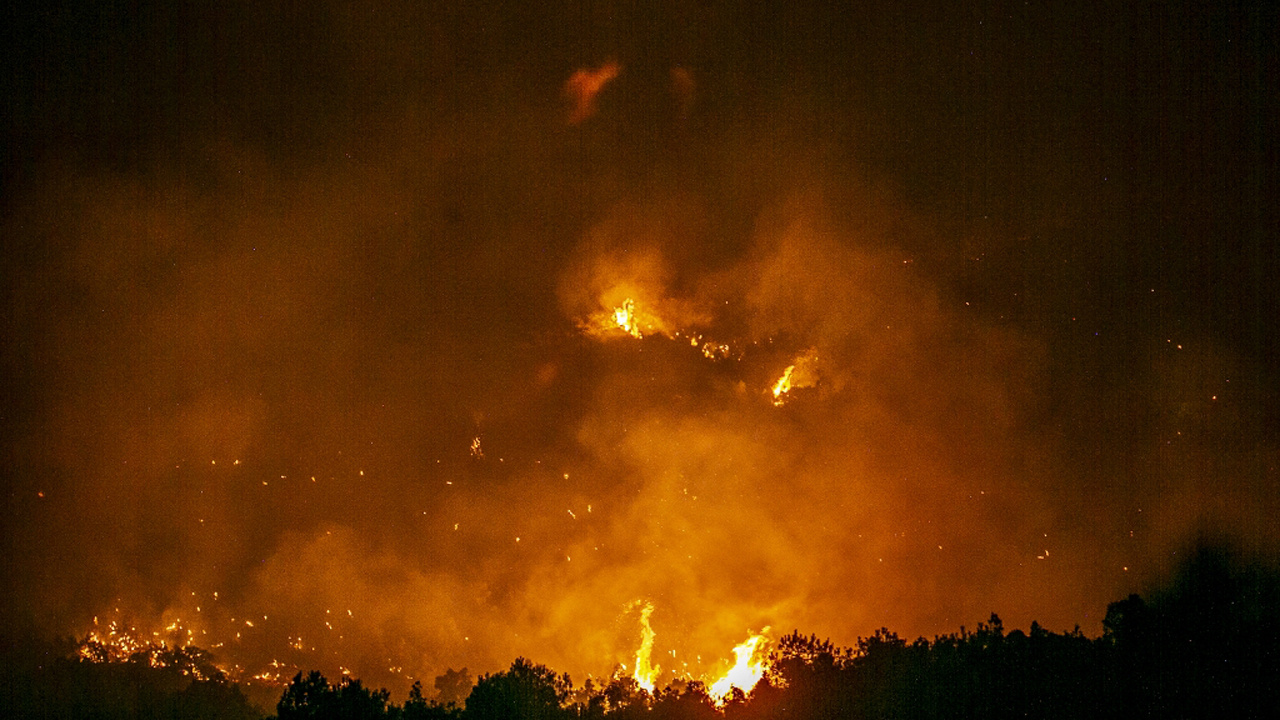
614;298;643;339
624;603;769;701
632;602;660;692
771;365;795;405
770;350;819;405
707;630;771;703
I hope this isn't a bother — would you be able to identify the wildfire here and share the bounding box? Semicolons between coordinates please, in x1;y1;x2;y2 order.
770;350;819;405
79;619;149;662
707;630;771;703
701;342;731;360
614;298;643;339
74;617;230;682
632;602;660;692
623;604;771;703
72;609;303;688
771;365;795;405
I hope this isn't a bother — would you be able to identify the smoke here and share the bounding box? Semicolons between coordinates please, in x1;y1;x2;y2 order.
4;0;1276;702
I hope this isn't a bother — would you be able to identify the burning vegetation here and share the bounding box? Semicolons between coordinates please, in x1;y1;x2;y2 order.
5;1;1277;717
9;547;1274;720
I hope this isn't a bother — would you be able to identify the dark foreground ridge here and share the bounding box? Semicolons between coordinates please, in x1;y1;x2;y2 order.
4;545;1278;719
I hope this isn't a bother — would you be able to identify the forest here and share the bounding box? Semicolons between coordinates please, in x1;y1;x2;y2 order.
3;545;1277;719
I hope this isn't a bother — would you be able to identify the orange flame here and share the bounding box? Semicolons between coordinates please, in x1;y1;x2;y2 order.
632;602;659;692
770;350;819;405
771;365;796;405
707;630;771;703
614;298;643;339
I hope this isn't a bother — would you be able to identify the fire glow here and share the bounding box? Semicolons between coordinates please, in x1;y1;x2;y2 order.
771;365;795;405
624;603;771;704
614;298;643;339
15;12;1272;712
707;631;771;703
631;602;659;692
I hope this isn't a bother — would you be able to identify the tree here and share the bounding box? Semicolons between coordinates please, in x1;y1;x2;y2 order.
434;667;473;708
650;680;718;720
404;680;463;720
334;677;391;720
601;674;650;717
463;657;571;720
278;671;337;720
277;671;390;720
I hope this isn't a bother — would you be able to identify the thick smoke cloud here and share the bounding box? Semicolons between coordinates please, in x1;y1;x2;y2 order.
4;0;1276;701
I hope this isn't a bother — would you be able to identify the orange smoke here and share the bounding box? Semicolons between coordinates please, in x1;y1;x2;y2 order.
565;61;621;124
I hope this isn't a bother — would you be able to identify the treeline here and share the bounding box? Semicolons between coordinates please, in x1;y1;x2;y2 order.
4;545;1278;719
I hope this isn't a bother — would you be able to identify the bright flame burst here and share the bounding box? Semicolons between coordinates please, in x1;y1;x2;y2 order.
771;365;796;406
624;605;771;704
771;349;819;406
632;602;660;692
613;298;643;339
707;630;772;703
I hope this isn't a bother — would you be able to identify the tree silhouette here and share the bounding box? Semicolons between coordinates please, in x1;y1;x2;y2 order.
650;680;718;720
277;671;391;720
434;667;473;708
600;674;651;718
278;670;337;719
463;657;572;720
404;679;465;720
1102;543;1280;719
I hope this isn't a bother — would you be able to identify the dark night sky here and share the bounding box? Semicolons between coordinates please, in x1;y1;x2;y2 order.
3;0;1278;696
